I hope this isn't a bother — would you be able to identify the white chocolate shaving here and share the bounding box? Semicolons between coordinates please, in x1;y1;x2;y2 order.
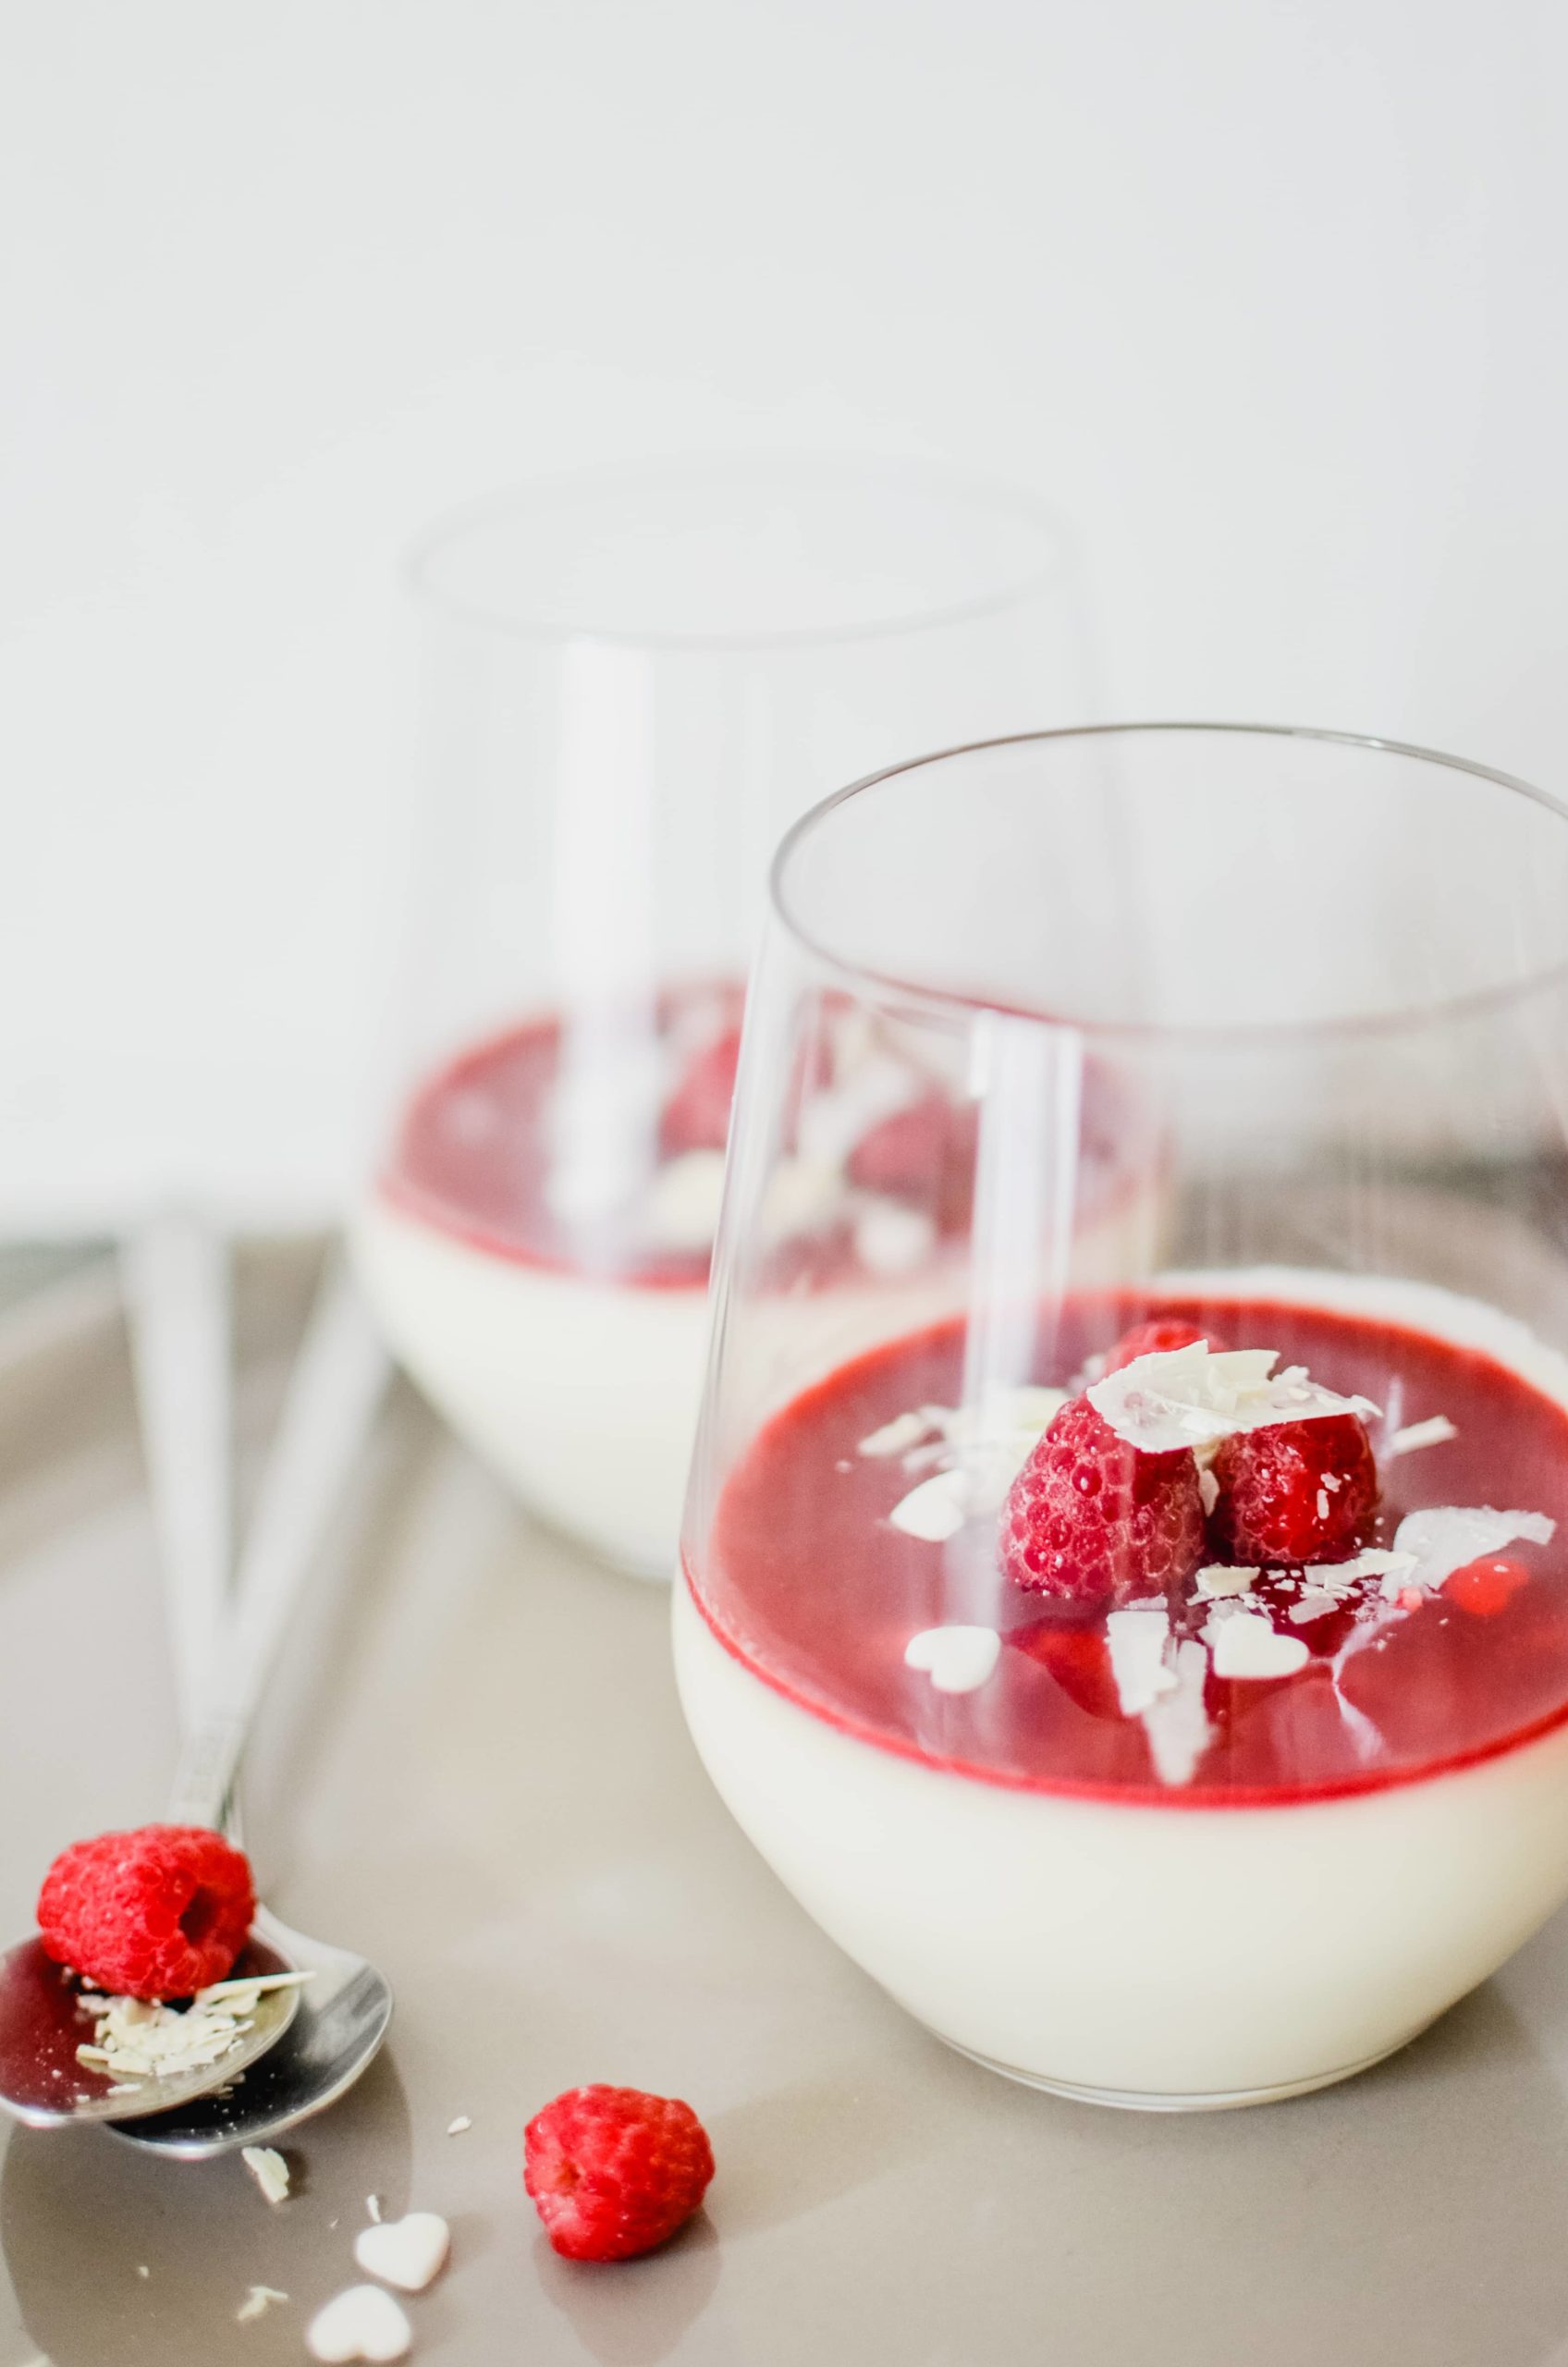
242;2146;290;2206
1391;1505;1555;1592
76;1971;310;2087
1142;1638;1213;1786
1106;1604;1178;1716
238;2286;288;2324
1386;1415;1459;1458
1194;1564;1256;1599
1088;1341;1379;1455
857;1406;945;1459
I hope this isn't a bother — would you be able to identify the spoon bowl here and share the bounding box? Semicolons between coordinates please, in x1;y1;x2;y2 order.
0;1926;302;2129
110;1907;393;2158
0;1246;393;2145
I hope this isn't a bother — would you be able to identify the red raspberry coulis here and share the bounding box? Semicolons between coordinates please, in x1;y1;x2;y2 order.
691;1294;1568;1806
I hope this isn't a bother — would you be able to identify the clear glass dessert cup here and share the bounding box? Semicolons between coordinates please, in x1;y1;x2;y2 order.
350;457;1091;1576
674;722;1568;2109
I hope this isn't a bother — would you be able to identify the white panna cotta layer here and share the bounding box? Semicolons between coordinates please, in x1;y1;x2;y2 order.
354;1180;1164;1576
673;1269;1568;2104
353;1195;709;1575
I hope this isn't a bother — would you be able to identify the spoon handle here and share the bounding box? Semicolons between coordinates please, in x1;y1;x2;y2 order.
168;1260;391;1829
122;1213;231;1728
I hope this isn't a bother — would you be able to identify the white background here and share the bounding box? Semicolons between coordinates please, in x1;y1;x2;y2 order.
3;0;1565;1226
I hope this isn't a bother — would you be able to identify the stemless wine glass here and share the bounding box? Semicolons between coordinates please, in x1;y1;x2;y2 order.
352;458;1093;1574
676;723;1568;2109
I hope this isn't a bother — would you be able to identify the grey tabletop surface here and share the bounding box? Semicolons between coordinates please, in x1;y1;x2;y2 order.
3;1241;1568;2367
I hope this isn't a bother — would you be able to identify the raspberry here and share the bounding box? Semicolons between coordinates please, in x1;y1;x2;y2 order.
1444;1554;1531;1617
524;2085;715;2262
1104;1318;1229;1374
999;1396;1204;1608
1009;1618;1122;1720
659;1027;742;1158
1208;1413;1378;1566
37;1823;255;2000
846;1094;978;1232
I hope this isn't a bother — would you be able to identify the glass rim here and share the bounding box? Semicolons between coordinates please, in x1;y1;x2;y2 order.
404;450;1075;654
768;719;1568;1049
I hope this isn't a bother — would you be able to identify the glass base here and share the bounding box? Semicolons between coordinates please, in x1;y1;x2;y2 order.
937;2028;1427;2112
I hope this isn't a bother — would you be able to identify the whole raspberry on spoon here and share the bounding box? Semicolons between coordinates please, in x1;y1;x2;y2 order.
38;1823;254;2001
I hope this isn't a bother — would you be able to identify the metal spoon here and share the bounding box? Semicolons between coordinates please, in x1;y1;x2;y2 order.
116;1254;396;2158
0;1215;300;2128
0;1244;391;2138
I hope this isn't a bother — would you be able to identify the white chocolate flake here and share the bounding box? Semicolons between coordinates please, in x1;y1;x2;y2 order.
903;1625;1001;1694
1391;1505;1555;1592
1106;1604;1178;1716
949;1387;1069;1512
241;2146;290;2206
74;1969;312;2087
1194;1564;1256;1600
1142;1638;1214;1786
1088;1341;1379;1456
1289;1589;1340;1625
446;2115;472;2136
237;2285;288;2324
1313;1548;1415;1595
1386;1415;1459;1458
857;1406;944;1459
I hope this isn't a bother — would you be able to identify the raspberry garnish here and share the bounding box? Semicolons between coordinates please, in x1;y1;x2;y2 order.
1207;1412;1378;1566
37;1824;255;2000
998;1395;1205;1609
846;1094;978;1233
1444;1554;1530;1617
524;2085;715;2262
1104;1318;1229;1374
659;1028;742;1158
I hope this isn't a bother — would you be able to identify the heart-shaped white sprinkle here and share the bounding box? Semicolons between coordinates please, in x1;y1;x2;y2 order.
903;1625;1000;1693
888;1471;969;1540
305;2284;412;2363
1209;1611;1310;1681
353;2211;451;2294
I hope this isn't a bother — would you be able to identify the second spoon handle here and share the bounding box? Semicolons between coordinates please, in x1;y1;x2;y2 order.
122;1213;232;1728
168;1259;391;1828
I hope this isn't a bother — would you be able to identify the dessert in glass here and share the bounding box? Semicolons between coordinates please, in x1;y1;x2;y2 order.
353;457;1092;1574
675;724;1568;2107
